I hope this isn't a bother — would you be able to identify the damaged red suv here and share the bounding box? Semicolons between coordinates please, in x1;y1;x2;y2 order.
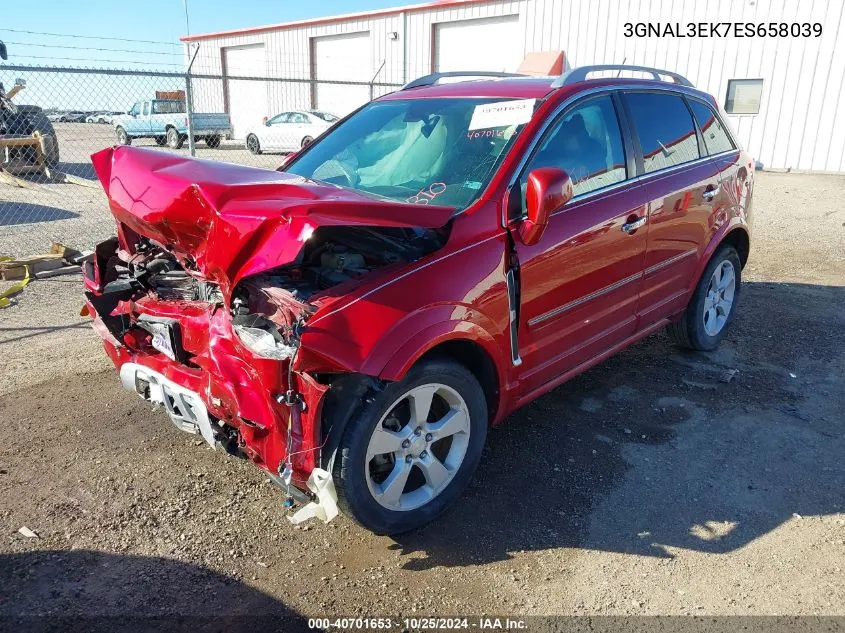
85;65;753;534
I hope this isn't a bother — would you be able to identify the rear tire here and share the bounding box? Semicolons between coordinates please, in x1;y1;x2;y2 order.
300;135;314;149
154;135;167;146
246;134;261;154
205;134;221;148
166;127;184;149
332;359;487;535
116;127;131;145
667;245;742;351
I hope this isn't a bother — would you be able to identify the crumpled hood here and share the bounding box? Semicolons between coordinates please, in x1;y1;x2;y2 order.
91;146;453;297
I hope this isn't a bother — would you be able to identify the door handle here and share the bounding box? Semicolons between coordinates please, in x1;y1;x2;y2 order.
621;217;647;234
702;185;720;201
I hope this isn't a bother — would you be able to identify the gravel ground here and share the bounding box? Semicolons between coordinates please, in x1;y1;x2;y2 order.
0;122;287;256
0;170;843;626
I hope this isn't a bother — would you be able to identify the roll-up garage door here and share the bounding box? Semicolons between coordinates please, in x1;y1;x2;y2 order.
312;32;371;116
224;44;267;140
434;15;522;73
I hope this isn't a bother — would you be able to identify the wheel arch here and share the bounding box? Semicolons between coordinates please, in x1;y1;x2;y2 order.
688;221;750;295
373;321;506;425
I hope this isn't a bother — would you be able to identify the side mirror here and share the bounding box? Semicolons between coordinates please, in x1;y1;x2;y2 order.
517;167;573;246
277;151;298;171
0;41;7;61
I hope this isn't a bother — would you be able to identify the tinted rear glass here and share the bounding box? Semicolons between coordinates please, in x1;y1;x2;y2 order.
688;100;735;155
625;92;700;173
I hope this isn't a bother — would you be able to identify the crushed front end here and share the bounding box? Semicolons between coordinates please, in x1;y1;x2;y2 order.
83;235;327;496
83;146;451;504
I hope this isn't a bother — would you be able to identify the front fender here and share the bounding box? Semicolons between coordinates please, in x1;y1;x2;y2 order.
362;305;506;382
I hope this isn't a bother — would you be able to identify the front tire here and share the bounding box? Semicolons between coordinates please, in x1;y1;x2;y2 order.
154;135;167;146
246;134;261;154
166;127;184;149
205;134;221;148
300;135;314;149
332;359;487;535
667;245;742;351
116;127;131;145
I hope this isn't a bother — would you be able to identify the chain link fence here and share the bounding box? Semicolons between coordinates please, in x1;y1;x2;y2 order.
0;62;403;257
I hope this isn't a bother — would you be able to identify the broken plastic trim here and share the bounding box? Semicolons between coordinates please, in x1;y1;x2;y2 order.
287;468;339;525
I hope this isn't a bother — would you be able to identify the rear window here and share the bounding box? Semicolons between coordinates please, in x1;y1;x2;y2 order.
688;100;735;155
153;100;186;114
625;92;700;174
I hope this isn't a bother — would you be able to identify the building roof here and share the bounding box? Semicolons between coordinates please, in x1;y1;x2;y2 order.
181;0;494;42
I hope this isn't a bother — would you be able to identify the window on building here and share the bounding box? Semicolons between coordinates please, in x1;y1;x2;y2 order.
688;99;735;155
523;95;627;197
725;79;763;114
625;92;700;174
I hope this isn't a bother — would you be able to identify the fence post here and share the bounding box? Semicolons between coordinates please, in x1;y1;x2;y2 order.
185;44;201;157
185;72;196;157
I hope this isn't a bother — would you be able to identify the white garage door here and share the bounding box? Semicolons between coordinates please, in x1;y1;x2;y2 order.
434;15;522;73
224;44;267;140
312;32;371;116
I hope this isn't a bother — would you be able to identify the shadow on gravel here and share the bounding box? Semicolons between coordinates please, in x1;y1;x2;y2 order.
0;202;78;226
56;161;97;180
390;282;845;569
0;550;311;633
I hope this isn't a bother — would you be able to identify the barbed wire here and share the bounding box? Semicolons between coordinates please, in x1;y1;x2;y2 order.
4;54;186;67
3;41;184;57
0;27;182;47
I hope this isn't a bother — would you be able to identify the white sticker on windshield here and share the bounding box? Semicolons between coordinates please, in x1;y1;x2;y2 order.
468;98;536;131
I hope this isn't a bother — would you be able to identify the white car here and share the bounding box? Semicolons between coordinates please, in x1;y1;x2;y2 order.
244;110;339;154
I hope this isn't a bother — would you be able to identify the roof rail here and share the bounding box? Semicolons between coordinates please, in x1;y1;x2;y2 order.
551;64;694;88
402;71;526;90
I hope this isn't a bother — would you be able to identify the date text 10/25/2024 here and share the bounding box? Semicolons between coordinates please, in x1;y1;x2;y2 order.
307;617;528;630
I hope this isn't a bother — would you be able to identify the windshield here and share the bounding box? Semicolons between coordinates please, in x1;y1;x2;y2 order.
310;110;339;122
287;97;532;211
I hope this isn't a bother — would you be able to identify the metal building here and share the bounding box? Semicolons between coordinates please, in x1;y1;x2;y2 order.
183;0;845;172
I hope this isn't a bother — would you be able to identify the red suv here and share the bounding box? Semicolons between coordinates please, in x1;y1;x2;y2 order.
85;65;753;534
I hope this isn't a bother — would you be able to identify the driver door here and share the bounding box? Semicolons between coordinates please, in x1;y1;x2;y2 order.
510;93;649;395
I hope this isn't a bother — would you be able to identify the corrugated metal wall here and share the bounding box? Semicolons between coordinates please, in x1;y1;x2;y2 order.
188;0;845;172
525;0;845;172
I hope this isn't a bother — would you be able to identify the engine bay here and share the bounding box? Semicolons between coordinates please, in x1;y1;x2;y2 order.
238;225;447;302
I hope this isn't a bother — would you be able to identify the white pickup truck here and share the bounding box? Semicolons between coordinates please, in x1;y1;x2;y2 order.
113;99;231;149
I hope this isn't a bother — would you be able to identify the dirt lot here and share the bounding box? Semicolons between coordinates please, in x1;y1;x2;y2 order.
1;162;844;626
0;122;286;256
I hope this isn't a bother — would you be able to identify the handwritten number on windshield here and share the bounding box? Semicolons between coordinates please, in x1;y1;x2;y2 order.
406;182;447;205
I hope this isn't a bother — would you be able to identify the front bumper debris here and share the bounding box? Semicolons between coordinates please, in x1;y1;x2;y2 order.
119;362;218;447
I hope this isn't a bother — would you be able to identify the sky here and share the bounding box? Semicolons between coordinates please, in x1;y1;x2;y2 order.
0;0;406;110
1;0;405;68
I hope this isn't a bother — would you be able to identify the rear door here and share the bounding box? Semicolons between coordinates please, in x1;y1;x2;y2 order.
264;112;292;150
621;91;727;327
510;93;649;394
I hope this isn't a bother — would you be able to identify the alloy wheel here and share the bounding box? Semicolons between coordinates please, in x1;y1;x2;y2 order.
364;383;471;511
703;259;736;336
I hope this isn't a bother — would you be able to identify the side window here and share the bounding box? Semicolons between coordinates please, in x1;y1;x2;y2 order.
129;103;140;116
625;92;700;174
142;102;150;116
523;95;627;198
688;100;735;155
290;113;308;124
270;113;291;124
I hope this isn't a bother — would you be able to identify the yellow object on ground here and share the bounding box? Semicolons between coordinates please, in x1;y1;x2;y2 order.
0;257;30;308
